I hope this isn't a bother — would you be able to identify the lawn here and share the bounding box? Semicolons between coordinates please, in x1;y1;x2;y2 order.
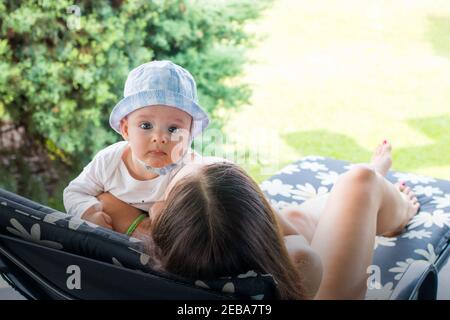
220;0;450;183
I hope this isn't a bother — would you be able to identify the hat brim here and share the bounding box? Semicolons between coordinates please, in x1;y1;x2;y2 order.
109;89;209;138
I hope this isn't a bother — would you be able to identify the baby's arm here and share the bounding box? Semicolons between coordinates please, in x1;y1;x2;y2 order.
81;206;113;229
63;157;105;220
96;192;146;234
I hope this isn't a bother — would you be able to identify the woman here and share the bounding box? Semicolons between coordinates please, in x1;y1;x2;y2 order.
97;140;419;299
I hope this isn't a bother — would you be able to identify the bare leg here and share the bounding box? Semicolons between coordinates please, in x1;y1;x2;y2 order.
277;141;420;298
312;164;419;299
280;141;419;242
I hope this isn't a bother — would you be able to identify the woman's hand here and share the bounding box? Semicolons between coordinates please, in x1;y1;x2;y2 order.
279;207;317;244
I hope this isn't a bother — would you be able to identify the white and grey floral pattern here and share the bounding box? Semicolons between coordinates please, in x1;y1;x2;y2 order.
1;155;449;300
0;187;276;299
6;218;63;250
260;156;450;300
291;183;329;201
374;236;397;250
431;194;450;209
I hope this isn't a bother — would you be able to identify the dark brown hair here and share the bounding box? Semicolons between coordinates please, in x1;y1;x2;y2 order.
150;162;306;299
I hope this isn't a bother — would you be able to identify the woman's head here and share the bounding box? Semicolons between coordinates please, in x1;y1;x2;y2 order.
150;162;306;299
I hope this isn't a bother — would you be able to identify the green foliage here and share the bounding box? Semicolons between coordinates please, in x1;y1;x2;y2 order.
0;0;272;203
0;0;271;162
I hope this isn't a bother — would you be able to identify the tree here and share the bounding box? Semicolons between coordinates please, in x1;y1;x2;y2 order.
0;0;272;209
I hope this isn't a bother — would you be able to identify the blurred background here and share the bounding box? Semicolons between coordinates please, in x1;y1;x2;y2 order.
0;0;449;211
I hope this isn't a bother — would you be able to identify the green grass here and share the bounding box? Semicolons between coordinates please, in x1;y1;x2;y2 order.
221;0;450;183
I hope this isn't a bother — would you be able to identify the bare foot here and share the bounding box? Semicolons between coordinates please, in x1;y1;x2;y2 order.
371;140;392;177
383;182;420;237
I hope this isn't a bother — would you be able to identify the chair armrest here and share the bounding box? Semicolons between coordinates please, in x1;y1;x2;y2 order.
390;260;438;300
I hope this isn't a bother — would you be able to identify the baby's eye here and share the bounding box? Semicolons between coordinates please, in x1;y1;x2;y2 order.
168;126;179;134
140;122;153;130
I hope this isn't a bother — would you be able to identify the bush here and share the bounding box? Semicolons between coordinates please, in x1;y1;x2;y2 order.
0;0;272;206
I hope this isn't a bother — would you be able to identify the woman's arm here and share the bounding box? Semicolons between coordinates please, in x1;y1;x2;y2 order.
276;211;302;236
96;192;145;234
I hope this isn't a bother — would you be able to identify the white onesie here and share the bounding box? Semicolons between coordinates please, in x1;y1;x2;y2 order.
63;141;204;219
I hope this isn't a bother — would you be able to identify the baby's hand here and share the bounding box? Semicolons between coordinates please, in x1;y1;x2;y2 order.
83;211;113;230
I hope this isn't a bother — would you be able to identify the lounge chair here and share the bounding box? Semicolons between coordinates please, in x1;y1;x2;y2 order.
0;156;449;299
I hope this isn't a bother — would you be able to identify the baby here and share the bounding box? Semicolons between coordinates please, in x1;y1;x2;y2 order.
63;60;209;232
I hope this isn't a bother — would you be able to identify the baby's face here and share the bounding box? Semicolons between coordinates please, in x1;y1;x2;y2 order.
121;105;192;168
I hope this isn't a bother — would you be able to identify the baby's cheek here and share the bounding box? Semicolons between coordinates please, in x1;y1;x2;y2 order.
168;141;189;162
136;139;151;153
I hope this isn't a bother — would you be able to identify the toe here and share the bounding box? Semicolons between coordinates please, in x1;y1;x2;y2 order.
382;139;392;150
384;142;392;152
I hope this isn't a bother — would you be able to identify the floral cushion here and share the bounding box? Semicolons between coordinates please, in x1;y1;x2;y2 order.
2;155;449;300
0;188;276;299
260;156;450;299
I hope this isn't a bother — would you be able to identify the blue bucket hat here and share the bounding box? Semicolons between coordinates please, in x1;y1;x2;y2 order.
109;60;209;138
